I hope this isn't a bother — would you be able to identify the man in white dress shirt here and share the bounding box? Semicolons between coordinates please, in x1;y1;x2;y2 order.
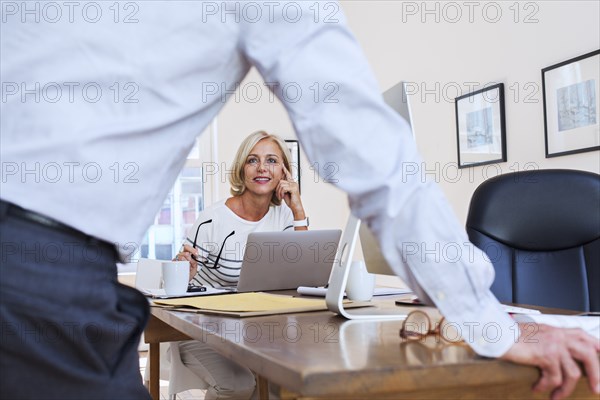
1;2;598;399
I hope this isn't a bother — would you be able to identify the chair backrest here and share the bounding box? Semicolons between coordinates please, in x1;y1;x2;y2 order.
466;169;600;312
134;258;163;290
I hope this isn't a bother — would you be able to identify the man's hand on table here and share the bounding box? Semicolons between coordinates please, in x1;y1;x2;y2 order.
501;322;600;400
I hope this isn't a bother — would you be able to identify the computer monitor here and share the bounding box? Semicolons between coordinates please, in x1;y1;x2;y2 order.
383;81;415;141
325;81;415;320
358;81;414;277
358;223;395;276
358;80;413;277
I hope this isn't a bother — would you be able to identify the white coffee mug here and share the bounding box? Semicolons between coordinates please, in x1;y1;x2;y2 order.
162;261;189;296
346;260;375;301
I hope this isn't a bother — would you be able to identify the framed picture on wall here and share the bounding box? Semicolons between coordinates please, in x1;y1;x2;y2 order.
542;49;600;158
285;139;301;193
455;83;507;168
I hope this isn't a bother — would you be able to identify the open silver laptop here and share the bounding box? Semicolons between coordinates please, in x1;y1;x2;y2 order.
236;229;342;292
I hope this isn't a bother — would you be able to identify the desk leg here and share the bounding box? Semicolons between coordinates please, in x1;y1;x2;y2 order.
256;374;270;400
149;342;160;400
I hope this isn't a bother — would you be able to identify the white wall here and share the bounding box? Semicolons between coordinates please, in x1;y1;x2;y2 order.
341;0;600;220
211;1;599;228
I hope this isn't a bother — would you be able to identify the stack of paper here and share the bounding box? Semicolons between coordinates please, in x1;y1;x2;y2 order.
297;286;413;297
513;314;600;340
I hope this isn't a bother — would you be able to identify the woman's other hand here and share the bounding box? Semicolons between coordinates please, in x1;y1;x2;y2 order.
175;243;199;281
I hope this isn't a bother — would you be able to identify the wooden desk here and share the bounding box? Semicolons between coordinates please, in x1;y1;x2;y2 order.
144;299;597;400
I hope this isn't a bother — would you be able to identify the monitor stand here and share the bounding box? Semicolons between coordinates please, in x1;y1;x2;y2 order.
325;216;407;320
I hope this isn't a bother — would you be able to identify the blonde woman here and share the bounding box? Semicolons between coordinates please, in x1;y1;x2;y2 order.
173;131;308;399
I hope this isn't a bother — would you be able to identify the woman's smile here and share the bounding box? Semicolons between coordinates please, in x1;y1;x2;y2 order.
253;176;272;184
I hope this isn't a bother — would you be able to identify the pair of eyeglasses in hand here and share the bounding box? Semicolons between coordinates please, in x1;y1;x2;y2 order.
189;219;235;270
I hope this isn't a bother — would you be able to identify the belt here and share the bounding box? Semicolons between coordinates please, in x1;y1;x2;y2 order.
0;200;117;260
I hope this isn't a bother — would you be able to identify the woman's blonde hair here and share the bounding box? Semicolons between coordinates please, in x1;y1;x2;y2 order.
229;131;293;206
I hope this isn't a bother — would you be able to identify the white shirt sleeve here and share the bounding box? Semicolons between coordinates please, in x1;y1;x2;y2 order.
240;2;516;357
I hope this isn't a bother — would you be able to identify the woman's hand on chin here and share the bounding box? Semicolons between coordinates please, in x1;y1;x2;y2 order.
277;166;304;214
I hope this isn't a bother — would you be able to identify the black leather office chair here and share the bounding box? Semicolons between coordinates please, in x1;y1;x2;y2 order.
466;169;600;312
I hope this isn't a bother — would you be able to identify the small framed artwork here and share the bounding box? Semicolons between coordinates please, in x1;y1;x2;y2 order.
285;139;301;193
455;83;507;168
542;50;600;158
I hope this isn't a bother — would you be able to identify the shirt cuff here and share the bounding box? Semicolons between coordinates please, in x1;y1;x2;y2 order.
436;292;517;358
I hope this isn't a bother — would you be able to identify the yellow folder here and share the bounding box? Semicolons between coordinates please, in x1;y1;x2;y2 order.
152;292;371;317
